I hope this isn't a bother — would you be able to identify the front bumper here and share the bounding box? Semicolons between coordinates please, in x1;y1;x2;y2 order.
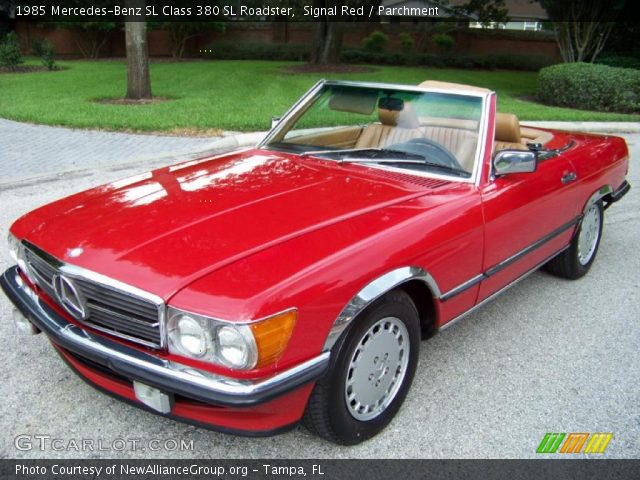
1;266;329;412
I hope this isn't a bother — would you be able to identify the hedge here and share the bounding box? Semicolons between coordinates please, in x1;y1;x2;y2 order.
339;49;554;71
207;43;310;62
205;42;555;72
537;62;640;113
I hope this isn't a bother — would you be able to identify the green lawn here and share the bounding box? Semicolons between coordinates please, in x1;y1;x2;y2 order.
1;59;638;133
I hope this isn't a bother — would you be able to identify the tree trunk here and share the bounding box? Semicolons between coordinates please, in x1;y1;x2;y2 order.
553;20;615;64
321;22;343;64
125;22;152;100
310;21;327;64
310;21;343;65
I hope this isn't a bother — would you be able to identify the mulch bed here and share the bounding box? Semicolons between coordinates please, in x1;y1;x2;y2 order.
283;64;377;74
0;66;60;74
96;97;173;106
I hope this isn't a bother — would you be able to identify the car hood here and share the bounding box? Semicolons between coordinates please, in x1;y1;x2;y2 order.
15;149;430;300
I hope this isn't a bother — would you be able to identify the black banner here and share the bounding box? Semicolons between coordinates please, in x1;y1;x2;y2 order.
1;460;640;480
2;0;637;23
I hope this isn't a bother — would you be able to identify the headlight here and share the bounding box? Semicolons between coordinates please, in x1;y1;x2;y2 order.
7;232;38;286
169;315;210;358
217;325;256;369
166;307;297;370
8;232;20;263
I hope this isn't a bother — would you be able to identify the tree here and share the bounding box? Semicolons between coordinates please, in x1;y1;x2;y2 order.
125;21;151;99
53;0;120;58
310;18;344;65
309;0;510;65
602;1;640;56
536;0;626;63
54;22;118;58
309;0;379;65
454;0;508;25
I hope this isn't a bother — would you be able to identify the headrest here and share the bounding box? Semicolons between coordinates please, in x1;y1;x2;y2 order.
495;113;521;144
379;108;399;126
379;103;420;128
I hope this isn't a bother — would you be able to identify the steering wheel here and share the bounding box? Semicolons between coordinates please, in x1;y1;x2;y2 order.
387;138;464;171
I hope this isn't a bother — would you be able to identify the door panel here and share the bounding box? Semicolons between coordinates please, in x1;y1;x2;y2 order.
478;155;579;301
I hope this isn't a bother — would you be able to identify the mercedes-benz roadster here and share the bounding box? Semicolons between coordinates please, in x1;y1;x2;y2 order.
2;80;630;444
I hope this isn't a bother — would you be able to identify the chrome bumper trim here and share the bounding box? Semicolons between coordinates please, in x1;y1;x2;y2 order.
1;266;329;407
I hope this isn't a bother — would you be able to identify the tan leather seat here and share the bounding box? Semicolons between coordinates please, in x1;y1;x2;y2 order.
355;104;424;149
494;112;528;152
356;105;477;172
422;126;477;172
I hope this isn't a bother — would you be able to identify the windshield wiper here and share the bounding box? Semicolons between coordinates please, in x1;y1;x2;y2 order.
303;147;381;156
303;147;470;178
303;147;424;160
340;158;471;178
340;158;426;165
418;161;471;178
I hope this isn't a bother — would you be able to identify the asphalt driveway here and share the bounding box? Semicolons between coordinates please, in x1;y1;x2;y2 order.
0;126;637;459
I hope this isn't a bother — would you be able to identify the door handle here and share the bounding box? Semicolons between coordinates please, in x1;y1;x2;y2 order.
561;172;577;184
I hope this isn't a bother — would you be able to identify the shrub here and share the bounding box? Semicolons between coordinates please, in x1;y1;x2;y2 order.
0;32;24;71
341;49;403;65
537;62;640;113
31;38;56;70
398;32;414;54
362;30;389;53
201;42;553;72
203;42;309;62
340;49;554;71
433;33;455;53
485;53;555;71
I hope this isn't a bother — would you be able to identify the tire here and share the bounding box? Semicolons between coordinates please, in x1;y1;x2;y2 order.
303;289;420;445
545;201;604;280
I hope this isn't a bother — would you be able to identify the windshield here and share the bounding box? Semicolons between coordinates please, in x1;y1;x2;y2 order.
264;84;485;179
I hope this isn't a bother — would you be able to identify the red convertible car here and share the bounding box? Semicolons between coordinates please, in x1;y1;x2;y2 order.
2;80;630;444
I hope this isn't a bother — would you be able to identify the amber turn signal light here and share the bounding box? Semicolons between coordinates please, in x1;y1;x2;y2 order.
250;309;297;368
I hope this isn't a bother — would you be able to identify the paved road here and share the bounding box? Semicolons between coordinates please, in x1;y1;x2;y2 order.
0;129;637;459
0;118;220;185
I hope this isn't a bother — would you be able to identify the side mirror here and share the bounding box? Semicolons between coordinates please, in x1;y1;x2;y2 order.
271;117;281;129
493;150;537;176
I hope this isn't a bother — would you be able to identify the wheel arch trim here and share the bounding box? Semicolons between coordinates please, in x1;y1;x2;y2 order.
572;185;612;239
322;266;440;351
584;184;613;212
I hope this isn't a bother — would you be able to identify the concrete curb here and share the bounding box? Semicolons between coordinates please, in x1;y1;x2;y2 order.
209;132;267;149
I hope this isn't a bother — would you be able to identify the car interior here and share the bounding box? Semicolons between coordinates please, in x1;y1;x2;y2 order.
281;81;555;175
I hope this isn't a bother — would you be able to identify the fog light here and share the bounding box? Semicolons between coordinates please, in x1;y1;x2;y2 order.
133;381;172;414
12;309;40;335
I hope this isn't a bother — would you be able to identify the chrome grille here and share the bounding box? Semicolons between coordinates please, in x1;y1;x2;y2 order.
22;244;163;348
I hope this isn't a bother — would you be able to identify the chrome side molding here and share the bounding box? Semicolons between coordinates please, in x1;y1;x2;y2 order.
439;215;582;302
438;245;569;332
